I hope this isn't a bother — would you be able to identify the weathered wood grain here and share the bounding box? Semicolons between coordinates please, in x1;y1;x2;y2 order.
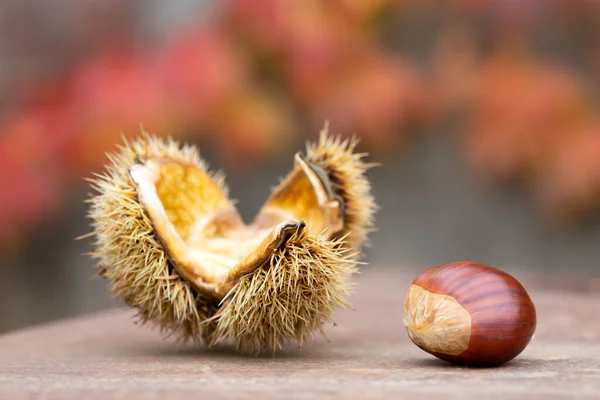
0;267;598;399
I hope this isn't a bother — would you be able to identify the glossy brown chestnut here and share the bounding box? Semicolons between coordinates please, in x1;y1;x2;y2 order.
404;261;537;367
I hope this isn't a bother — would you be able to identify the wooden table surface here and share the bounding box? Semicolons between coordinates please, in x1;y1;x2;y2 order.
1;267;599;399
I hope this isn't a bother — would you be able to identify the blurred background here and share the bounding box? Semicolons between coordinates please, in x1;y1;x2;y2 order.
1;0;600;333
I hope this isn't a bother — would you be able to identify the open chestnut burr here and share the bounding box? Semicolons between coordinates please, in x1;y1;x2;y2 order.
404;261;537;367
85;124;376;354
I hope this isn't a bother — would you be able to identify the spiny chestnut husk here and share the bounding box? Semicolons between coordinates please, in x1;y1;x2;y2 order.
404;261;537;367
85;124;376;354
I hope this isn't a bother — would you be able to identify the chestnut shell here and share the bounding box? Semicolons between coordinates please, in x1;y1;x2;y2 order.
404;261;537;366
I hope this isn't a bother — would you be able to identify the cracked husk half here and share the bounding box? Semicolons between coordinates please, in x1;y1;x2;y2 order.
85;124;377;354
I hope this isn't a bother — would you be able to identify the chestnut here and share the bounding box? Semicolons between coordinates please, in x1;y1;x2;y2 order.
403;261;537;367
